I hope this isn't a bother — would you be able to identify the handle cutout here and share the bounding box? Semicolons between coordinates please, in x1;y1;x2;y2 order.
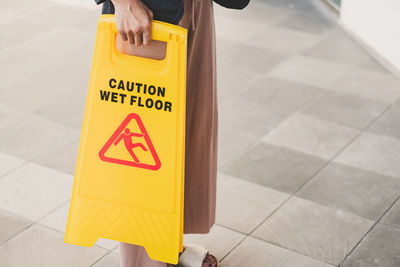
115;33;167;60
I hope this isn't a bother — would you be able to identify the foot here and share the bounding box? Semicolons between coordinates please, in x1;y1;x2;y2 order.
178;244;219;267
202;253;218;267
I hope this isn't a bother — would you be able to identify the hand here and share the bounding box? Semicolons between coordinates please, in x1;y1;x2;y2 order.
111;0;153;46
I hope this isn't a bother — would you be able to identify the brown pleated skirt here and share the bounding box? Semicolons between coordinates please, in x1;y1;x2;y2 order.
120;0;218;265
180;0;217;234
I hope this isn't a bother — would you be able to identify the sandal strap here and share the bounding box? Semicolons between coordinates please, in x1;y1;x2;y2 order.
177;244;208;267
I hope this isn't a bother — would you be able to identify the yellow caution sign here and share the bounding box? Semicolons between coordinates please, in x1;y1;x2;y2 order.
64;15;187;264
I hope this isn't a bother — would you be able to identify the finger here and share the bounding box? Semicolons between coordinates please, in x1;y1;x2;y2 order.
134;32;143;46
148;10;153;20
142;31;151;45
120;32;128;42
128;31;135;45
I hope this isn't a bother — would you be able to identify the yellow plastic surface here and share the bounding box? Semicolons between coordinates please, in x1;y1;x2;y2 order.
64;15;187;264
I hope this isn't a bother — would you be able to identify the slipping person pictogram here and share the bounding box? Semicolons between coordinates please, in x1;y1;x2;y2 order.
114;128;148;163
99;113;161;170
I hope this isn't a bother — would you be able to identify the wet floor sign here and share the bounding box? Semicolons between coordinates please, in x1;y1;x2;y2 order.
64;15;187;264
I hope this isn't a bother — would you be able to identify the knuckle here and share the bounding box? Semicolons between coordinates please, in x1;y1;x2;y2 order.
131;26;140;34
143;21;151;29
128;28;136;35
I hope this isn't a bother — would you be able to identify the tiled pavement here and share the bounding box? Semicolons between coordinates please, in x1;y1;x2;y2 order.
1;0;400;266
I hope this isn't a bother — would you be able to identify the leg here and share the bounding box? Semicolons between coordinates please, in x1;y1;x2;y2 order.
120;242;173;267
127;148;140;162
131;143;148;151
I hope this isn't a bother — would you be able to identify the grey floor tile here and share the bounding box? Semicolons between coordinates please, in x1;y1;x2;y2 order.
0;106;25;131
304;29;386;72
222;236;334;267
44;0;100;10
277;12;334;35
33;138;80;174
0;39;11;50
0;224;107;267
217;127;256;168
268;55;350;89
219;96;287;140
0;152;25;178
261;0;317;11
92;253;120;267
238;77;324;115
220;42;288;75
38;202;118;250
94;239;119;252
38;202;70;232
0;79;68;114
252;197;374;265
0;0;53;25
244;26;321;55
362;57;389;73
215;15;268;44
0;210;31;245
74;11;100;34
382;199;400;227
335;132;400;179
0;13;53;49
0;163;73;221
262;113;359;160
329;68;400;104
216;37;233;60
36;44;93;93
221;143;326;193
302;91;388;129
0;44;92;114
216;173;288;234
183;225;245;260
218;94;288;166
0;114;80;160
260;0;330;20
214;0;291;25
215;39;264;103
0;0;97;26
0;2;96;47
297;162;400;220
216;56;262;104
368;103;400;140
218;76;296;166
0;27;91;86
341;223;400;267
25;3;98;32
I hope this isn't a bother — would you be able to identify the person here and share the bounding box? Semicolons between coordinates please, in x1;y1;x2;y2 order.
114;128;147;163
94;0;218;266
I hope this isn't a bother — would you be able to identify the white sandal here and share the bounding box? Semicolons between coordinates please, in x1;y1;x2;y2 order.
177;244;219;267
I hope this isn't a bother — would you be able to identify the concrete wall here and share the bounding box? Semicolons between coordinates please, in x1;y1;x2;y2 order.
341;0;400;71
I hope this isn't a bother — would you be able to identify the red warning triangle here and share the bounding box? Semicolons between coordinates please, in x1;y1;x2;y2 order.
99;113;161;170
